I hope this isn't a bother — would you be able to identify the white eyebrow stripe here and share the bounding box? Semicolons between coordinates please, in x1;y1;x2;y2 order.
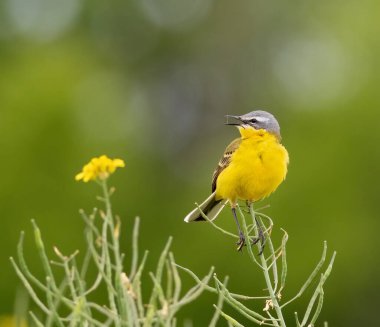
254;116;270;122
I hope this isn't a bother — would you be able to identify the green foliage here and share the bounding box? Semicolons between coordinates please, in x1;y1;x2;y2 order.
11;174;336;326
10;179;217;326
193;203;336;327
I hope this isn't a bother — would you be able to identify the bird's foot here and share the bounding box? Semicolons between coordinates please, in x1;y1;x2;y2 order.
251;226;266;255
236;232;246;251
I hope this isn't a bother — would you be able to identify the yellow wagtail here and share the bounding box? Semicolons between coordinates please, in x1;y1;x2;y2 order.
184;110;289;251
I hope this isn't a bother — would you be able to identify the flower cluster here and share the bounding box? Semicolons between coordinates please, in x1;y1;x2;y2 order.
75;155;125;182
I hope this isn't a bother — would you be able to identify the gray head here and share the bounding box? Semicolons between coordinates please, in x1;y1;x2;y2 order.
225;110;281;139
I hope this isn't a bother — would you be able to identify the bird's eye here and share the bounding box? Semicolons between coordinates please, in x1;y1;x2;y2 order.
250;118;258;123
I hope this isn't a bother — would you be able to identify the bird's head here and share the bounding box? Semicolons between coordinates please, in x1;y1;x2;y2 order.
225;110;281;140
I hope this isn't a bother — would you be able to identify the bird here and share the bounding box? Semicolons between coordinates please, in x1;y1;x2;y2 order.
184;110;289;251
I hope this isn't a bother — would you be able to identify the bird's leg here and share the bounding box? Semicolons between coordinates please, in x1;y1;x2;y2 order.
248;204;266;255
231;206;245;251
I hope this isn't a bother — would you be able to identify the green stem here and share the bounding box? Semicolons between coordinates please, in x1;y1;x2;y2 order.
100;179;128;326
209;276;229;327
249;204;286;327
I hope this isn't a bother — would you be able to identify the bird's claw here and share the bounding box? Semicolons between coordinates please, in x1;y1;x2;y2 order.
236;229;266;254
236;232;246;251
251;227;266;255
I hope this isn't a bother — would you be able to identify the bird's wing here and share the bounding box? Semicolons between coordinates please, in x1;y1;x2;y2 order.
211;138;241;192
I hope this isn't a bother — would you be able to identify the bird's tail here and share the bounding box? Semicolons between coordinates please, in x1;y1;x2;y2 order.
184;192;227;223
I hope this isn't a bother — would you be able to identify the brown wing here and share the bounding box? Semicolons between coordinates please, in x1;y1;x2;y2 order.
211;138;241;192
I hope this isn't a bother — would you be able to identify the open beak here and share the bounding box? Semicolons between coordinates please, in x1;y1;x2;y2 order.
225;115;242;126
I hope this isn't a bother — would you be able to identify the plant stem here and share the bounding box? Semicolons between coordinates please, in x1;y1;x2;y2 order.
249;204;286;327
101;179;127;326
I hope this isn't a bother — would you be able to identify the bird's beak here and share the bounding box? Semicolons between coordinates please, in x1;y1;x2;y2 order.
225;115;242;126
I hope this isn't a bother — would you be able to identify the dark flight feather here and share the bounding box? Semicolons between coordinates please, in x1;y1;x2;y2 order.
211;138;241;192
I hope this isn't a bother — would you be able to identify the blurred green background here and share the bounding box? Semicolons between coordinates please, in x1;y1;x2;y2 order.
1;0;380;325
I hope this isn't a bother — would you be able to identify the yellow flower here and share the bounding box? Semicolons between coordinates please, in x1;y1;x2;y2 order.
75;155;125;182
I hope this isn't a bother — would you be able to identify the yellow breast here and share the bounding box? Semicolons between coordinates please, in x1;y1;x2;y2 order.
215;128;289;203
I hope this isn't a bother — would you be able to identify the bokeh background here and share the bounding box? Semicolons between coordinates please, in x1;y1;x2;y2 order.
1;0;380;325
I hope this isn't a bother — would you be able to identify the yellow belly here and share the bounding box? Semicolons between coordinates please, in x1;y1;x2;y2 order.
215;131;289;203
